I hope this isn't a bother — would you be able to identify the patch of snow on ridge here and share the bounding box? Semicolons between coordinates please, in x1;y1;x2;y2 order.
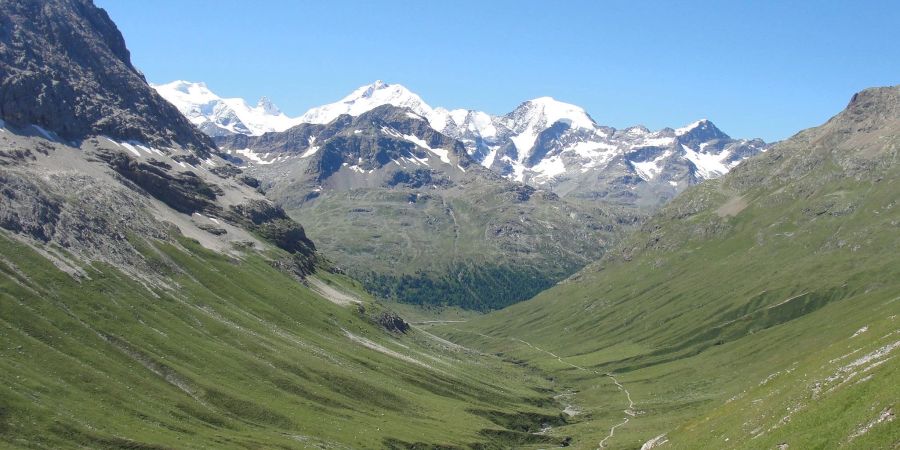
118;142;141;157
235;148;274;165
634;136;675;148
631;150;672;181
682;144;730;179
402;133;452;164
530;155;567;182
300;146;320;158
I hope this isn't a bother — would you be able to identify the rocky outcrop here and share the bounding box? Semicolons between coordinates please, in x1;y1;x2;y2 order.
95;149;222;215
226;200;316;257
0;0;214;155
375;311;410;334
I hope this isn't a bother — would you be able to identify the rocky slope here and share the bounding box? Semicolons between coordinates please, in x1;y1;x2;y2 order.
0;0;213;154
0;0;325;290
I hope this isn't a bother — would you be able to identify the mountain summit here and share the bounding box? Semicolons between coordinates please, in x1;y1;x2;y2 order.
296;80;436;125
187;80;767;207
151;80;303;136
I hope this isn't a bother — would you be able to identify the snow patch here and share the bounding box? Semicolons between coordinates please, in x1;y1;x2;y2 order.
235;148;274;165
631;150;672;181
682;144;730;179
401;133;452;164
634;136;675;148
530;155;567;181
510;129;539;160
119;142;142;157
300;146;320;158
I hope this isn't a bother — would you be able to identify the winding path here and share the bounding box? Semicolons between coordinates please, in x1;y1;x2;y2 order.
454;329;636;449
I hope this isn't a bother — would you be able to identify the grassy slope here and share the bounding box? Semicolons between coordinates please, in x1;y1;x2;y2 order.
437;89;900;448
292;184;624;311
0;233;570;449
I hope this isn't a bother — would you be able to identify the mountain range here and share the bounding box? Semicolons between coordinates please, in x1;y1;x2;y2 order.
156;80;768;207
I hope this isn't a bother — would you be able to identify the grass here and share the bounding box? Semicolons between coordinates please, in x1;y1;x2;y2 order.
282;181;630;311
434;119;900;448
0;233;571;449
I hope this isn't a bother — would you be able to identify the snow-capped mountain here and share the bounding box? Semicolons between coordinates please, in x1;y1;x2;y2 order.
152;80;304;136
172;79;767;205
296;80;440;125
286;81;767;191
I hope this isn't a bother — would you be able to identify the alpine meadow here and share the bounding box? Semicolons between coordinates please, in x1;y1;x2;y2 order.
0;1;897;449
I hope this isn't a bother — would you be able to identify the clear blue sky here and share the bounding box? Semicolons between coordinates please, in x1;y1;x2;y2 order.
96;0;899;141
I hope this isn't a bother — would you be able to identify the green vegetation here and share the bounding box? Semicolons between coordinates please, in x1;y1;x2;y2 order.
435;87;900;448
288;185;629;311
0;233;569;449
361;263;555;311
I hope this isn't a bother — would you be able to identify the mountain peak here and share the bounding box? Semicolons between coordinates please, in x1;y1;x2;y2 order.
298;80;434;125
511;96;596;131
256;96;281;115
152;80;301;136
674;118;730;144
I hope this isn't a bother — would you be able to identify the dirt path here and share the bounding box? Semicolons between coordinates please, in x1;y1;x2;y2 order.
307;277;361;306
598;372;635;448
411;320;469;325
452;329;636;448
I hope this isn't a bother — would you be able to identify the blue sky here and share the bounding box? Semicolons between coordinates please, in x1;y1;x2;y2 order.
96;0;899;141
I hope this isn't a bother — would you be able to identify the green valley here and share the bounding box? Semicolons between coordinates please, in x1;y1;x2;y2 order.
1;0;898;448
435;86;900;448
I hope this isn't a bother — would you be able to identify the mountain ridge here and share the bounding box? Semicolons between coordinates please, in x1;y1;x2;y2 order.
158;79;768;207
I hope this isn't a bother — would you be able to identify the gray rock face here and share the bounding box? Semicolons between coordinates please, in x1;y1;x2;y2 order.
0;166;171;272
0;0;214;155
